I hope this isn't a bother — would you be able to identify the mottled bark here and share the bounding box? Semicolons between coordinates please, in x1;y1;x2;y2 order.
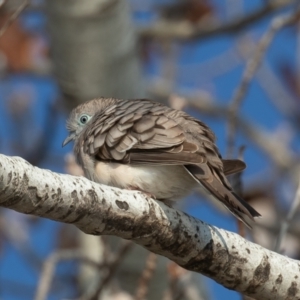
0;153;299;300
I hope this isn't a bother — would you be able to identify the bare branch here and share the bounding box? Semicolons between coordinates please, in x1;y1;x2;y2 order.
0;154;300;299
138;0;297;41
0;0;29;39
274;180;300;252
35;249;104;300
236;36;299;122
165;263;189;300
85;241;133;300
227;9;300;157
135;252;157;300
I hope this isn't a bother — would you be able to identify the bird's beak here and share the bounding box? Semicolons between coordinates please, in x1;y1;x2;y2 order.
62;133;75;147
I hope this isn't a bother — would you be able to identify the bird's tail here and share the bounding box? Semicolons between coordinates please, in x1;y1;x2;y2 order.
185;164;261;228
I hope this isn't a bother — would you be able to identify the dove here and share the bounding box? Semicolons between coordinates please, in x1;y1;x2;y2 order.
63;97;260;227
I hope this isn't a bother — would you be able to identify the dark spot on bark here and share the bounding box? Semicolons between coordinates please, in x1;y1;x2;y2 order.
44;206;57;214
130;200;157;238
68;188;99;224
51;188;61;200
287;282;298;298
184;239;214;271
7;172;12;184
2;173;30;208
71;190;78;199
246;248;250;254
86;189;98;208
66;189;87;224
194;234;198;238
116;200;129;211
105;214;135;234
12;173;20;186
276;274;282;284
295;275;298;279
70;213;85;224
196;226;199;232
216;243;221;248
102;198;106;205
28;186;45;206
232;245;236;249
245;255;271;294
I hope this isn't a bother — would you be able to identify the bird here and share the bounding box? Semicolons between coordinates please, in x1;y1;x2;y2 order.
63;97;261;228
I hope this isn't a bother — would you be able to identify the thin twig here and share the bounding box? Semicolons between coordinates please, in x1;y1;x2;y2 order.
164;262;188;300
81;241;133;300
274;180;300;252
232;146;247;238
0;0;29;39
138;0;297;40
226;9;300;158
35;250;104;300
236;36;300;123
135;252;157;300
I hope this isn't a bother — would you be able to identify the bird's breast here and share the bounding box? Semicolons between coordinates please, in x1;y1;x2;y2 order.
94;162;197;200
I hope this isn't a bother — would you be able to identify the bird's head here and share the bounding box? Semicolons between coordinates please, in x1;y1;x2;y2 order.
62;98;118;147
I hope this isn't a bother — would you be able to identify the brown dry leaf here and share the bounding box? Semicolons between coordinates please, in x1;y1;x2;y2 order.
159;0;214;24
0;14;48;72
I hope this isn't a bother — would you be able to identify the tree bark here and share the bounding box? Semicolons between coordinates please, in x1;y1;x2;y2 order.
46;0;144;109
1;153;299;300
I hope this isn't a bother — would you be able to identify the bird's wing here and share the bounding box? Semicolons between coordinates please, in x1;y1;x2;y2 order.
82;99;221;166
81;99;260;226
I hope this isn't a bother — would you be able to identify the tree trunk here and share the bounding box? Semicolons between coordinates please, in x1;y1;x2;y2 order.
46;0;144;110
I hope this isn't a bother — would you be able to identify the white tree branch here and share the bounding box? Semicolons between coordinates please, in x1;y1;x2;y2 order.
0;153;299;299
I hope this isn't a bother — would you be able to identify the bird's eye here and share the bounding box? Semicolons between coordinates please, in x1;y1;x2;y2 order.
79;114;89;125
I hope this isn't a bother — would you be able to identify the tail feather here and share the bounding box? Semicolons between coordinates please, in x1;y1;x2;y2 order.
222;159;246;175
185;164;261;228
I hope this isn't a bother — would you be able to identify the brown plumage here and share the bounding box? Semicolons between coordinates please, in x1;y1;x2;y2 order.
63;98;260;228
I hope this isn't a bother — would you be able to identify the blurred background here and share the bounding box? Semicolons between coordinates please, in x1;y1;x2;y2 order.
0;0;300;299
